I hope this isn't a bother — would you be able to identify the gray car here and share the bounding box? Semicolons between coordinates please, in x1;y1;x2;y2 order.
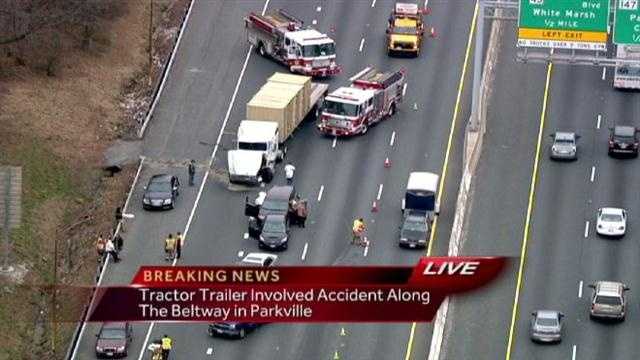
589;281;628;321
550;132;579;160
530;310;563;343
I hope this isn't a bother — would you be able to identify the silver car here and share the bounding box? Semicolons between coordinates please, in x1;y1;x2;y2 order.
596;207;627;237
530;310;563;343
549;131;579;160
589;281;628;321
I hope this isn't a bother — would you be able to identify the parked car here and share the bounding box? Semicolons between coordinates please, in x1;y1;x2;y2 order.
596;207;627;237
530;310;563;343
398;211;429;248
608;126;638;157
259;214;290;250
95;322;132;358
208;253;276;339
549;131;579;160
142;174;179;210
589;281;629;321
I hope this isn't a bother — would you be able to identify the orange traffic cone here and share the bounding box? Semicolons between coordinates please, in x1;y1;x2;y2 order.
384;157;391;168
424;7;432;15
372;201;379;212
430;27;436;38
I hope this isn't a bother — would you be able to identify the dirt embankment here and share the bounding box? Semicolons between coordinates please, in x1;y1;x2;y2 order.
0;0;189;358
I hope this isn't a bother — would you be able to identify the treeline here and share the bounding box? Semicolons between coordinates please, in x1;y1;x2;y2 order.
0;0;126;75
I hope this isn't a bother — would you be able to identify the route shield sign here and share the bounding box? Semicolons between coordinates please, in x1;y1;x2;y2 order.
518;0;611;50
614;0;640;45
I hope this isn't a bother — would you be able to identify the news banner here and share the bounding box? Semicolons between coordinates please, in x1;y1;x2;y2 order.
86;257;507;323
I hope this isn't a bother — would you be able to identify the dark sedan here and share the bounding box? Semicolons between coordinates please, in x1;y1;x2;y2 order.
259;214;289;250
208;322;260;339
608;125;638;157
95;322;132;358
399;211;429;248
530;310;563;343
142;174;179;210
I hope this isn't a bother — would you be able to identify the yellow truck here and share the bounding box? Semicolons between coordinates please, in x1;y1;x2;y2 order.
386;3;425;57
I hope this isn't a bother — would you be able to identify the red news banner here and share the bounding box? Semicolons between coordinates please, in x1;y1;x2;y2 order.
88;257;506;323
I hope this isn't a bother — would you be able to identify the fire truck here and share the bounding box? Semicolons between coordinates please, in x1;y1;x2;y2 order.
317;66;406;136
244;9;341;77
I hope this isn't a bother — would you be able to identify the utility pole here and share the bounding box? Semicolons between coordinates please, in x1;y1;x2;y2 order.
469;0;485;132
149;0;154;86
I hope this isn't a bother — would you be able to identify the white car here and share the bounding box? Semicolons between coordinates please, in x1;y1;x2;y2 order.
596;208;627;237
239;252;278;267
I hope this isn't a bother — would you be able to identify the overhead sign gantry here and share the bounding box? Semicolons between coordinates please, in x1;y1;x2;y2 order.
517;0;610;50
614;0;640;45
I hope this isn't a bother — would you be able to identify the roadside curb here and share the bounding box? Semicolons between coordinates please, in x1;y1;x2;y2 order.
137;0;196;138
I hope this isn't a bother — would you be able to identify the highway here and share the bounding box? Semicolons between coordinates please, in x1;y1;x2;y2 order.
69;0;478;359
439;19;640;360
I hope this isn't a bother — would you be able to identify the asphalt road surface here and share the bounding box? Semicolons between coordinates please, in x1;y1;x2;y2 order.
69;1;476;359
439;20;640;360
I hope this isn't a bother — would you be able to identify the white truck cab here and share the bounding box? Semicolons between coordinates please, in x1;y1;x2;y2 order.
227;120;284;184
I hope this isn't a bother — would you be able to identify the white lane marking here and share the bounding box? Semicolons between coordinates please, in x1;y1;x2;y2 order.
402;83;407;97
584;221;589;238
206;347;213;355
136;1;272;358
390;131;396;147
424;0;429;8
243;232;249;240
590;166;595;182
578;280;583;298
597;114;602;129
602;67;606;80
359;38;365;52
317;185;325;202
332;137;337;148
70;156;145;360
312;19;317;25
316;6;321;12
371;0;377;7
301;242;309;261
238;250;245;258
363;239;369;257
377;184;384;201
572;345;577;360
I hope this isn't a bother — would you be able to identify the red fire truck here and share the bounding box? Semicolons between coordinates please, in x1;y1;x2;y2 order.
317;66;406;136
244;9;341;77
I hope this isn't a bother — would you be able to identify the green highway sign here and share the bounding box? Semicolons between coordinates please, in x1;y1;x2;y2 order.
518;0;611;50
614;0;640;45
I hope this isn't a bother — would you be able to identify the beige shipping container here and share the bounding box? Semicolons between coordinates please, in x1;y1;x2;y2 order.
268;72;311;109
254;87;298;129
261;82;305;122
246;96;296;141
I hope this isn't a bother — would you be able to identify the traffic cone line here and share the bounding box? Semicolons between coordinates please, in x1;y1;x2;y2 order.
384;157;391;168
